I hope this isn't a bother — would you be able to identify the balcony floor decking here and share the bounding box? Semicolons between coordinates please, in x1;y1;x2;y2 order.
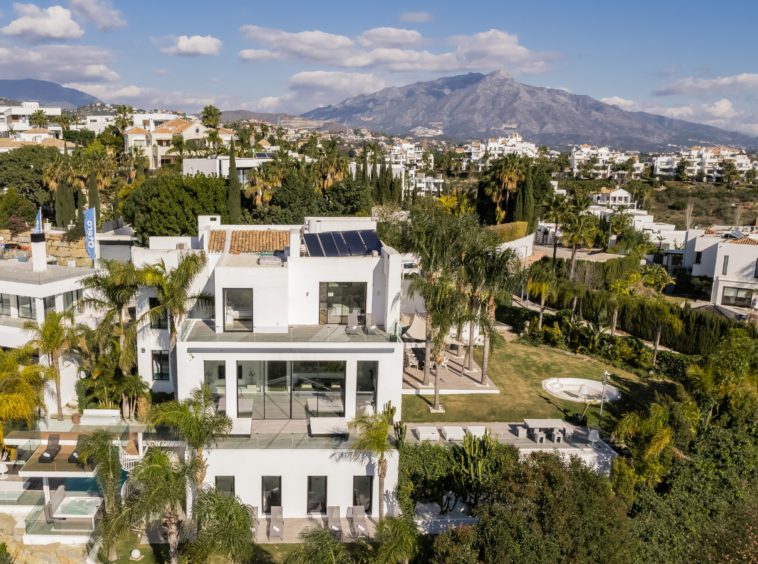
182;320;393;344
402;350;499;395
254;516;378;544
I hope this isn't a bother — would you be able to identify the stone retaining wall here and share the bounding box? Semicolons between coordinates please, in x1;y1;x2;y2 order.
0;229;91;267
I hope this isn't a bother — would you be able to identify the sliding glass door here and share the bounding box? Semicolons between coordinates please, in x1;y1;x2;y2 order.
307;476;327;514
223;288;253;332
319;282;367;324
262;476;281;514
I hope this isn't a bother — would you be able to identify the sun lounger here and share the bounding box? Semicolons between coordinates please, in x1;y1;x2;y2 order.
327;506;342;538
416;426;439;441
39;434;61;463
364;313;378;335
269;506;283;540
44;485;66;524
348;506;368;537
441;426;465;441
345;313;361;336
68;434;86;464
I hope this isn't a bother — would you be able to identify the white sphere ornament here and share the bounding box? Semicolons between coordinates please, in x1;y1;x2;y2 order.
131;549;141;558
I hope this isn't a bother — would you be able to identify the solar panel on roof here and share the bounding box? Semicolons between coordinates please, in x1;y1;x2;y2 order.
343;231;367;256
303;233;325;257
318;233;340;257
333;232;350;257
359;230;382;253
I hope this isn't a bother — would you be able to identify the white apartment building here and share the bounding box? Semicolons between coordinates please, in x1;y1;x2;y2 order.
0;102;62;136
571;145;643;180
183;154;275;184
73;112;183;136
386;140;426;168
407;170;444;197
131;215;405;520
0;128;67;154
652;146;756;181
124;119;209;169
466;134;538;169
587;188;636;209
0;234;92;413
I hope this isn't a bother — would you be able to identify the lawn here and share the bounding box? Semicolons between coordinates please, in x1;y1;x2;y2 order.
401;342;678;434
105;533;299;563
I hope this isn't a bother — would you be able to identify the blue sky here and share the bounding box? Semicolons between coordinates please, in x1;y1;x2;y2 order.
1;0;757;134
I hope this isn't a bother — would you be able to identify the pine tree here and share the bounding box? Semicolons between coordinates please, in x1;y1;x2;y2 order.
525;160;537;233
227;139;241;224
87;174;100;223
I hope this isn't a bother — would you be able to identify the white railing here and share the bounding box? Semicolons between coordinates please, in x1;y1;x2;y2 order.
119;446;142;472
121;479;135;499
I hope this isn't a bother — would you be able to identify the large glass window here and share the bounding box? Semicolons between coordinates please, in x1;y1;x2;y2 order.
152;351;170;381
722;287;753;308
17;296;36;320
204;361;226;414
224;289;253;332
307;476;327;514
43;296;55;318
319;282;367;324
353;476;373;515
237;361;264;419
215;476;235;497
265;361;291;419
0;294;11;316
149;297;168;329
356;361;378;415
723;256;729;275
292;361;346;418
262;476;281;514
63;289;83;311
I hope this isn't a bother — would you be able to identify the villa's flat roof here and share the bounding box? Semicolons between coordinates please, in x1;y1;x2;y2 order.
181;320;393;344
0;261;91;284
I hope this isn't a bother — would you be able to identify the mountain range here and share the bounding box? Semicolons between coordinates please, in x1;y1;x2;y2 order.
0;79;101;109
302;70;757;151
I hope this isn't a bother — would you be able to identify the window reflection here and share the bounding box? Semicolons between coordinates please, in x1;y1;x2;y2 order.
224;289;253;332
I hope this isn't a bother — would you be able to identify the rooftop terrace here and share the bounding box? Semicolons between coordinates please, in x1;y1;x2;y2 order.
0;261;92;284
180;320;394;343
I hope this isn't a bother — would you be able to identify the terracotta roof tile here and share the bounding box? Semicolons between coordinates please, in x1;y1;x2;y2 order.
208;230;226;253
24;128;53;134
703;228;718;234
730;237;758;245
126;127;149;134
230;230;289;253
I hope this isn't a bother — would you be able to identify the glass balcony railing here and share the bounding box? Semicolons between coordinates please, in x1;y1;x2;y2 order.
181;320;397;343
24;490;98;536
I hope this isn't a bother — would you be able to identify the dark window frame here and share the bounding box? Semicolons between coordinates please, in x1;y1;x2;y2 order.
722;286;753;308
17;296;36;320
215;476;235;497
0;294;11;316
695;251;702;265
307;476;328;514
723;255;729;275
262;476;282;514
149;297;168;330
152;350;170;381
353;476;373;516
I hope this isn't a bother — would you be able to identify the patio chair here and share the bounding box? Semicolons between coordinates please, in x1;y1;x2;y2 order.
348;506;369;537
549;431;563;444
438;355;450;370
534;431;546;444
269;506;284;540
588;429;600;447
564;427;574;444
516;426;528;439
327;506;342;538
405;351;419;370
345;313;361;336
68;434;86;465
39;434;61;463
364;313;378;335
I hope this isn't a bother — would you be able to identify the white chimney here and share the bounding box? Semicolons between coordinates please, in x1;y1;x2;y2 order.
289;229;300;258
31;233;47;272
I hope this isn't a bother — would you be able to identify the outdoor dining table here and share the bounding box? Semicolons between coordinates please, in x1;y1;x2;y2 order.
523;419;565;441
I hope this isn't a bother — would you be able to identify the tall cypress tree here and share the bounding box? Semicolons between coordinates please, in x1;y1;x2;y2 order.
361;145;369;185
514;183;525;222
88;174;100;223
227;139;241;224
76;187;85;226
525;160;537;233
371;149;378;189
57;182;75;228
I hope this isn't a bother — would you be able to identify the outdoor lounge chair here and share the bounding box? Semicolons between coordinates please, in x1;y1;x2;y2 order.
68;434;86;465
345;313;361;336
44;485;66;524
327;506;342;538
364;313;378;335
39;434;61;463
348;506;369;537
269;506;284;540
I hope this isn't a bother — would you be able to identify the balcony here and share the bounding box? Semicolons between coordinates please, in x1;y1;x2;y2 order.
181;320;395;343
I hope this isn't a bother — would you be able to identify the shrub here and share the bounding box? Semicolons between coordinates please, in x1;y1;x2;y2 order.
489;221;528;243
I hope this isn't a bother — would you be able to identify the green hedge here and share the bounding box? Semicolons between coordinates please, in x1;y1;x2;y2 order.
543;255;640;288
62;129;95;147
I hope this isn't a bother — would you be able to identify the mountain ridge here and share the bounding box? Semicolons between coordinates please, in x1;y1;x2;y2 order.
302;71;757;151
0;79;101;109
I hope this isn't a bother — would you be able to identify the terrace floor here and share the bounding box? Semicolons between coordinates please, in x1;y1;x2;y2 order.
402;348;498;395
254;516;378;544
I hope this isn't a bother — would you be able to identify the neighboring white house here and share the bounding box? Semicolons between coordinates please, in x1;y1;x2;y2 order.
124;119;209;169
0;102;62;135
183;154;275;185
587;188;636;209
652;146;756;181
465;134;538;169
73;112;183;136
0;128;67;154
571;145;643;180
130;215;406;520
386;140;426;167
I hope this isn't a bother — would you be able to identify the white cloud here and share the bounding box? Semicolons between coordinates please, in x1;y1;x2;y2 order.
238;26;561;75
400;12;432;22
1;3;83;43
69;0;125;31
602;95;758;135
244;71;386;114
64;82;235;111
151;69;173;75
161;35;222;57
357;27;423;48
0;45;118;82
655;73;758;96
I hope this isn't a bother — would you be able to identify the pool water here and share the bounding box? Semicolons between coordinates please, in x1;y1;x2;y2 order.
59;497;101;516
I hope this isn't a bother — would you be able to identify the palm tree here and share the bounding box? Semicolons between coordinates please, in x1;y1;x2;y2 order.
114;105;134;133
479;247;524;383
527;263;558;330
139;252;213;394
561;214;599;280
30;109;48;128
282;527;353;564
349;409;395;520
98;449;202;564
24;310;78;421
0;347;46;445
541;194;568;272
122;373;149;421
190;486;256;564
643;264;675;293
649;300;684;367
614;399;699;461
374;516;419;564
484;154;523;224
149;385;232;486
166;135;187;163
459;229;496;371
